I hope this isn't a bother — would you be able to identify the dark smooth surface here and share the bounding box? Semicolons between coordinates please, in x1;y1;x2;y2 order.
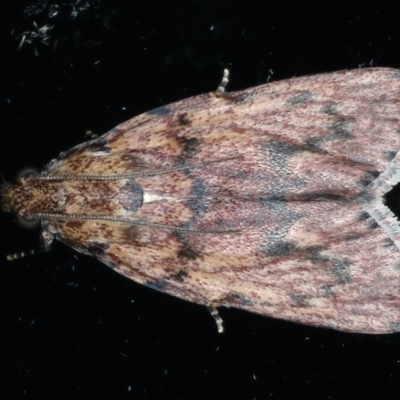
1;2;400;399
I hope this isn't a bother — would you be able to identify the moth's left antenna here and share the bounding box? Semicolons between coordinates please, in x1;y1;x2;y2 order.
6;247;49;261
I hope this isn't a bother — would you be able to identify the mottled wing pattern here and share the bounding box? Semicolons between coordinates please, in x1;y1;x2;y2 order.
46;68;400;333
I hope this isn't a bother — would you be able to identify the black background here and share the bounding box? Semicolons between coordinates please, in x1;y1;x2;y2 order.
1;2;400;399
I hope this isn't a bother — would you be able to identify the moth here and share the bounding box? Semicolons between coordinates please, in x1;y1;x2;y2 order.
3;68;400;334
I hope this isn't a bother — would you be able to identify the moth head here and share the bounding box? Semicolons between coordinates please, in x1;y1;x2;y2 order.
1;167;41;229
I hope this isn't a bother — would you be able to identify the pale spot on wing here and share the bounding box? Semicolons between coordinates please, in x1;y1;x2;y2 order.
143;191;169;204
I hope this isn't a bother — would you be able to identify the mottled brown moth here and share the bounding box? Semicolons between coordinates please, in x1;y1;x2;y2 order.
3;67;400;334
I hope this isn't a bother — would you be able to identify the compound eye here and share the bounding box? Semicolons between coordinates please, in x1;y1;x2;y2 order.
16;213;41;230
16;167;40;182
12;167;41;229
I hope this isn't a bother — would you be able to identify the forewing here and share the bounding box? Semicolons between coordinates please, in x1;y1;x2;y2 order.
47;68;400;333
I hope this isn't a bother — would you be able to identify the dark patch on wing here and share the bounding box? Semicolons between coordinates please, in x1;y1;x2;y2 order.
263;240;297;257
64;220;85;230
382;237;397;249
259;201;301;254
285;91;313;105
290;294;310;308
178;137;200;159
328;116;355;139
169;270;188;282
84;241;112;265
173;229;199;260
190;178;209;196
185;178;210;216
305;246;351;284
186;197;209;216
330;258;352;284
305;246;329;264
221;292;254;307
321;102;339;115
120;225;140;243
320;285;336;297
259;195;284;205
357;211;379;229
88;241;109;250
178;242;199;260
303;137;325;153
345;233;362;241
321;102;355;139
267;140;323;173
367;219;379;230
358;211;370;221
174;112;192;127
267;141;304;159
386;150;398;161
118;181;144;211
358;170;380;187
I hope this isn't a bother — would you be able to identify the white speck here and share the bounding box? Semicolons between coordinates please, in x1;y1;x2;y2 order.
94;60;100;65
17;35;26;50
128;386;131;391
210;25;214;31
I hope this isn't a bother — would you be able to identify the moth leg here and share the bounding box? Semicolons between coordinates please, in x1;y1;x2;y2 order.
217;69;230;93
207;306;224;333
